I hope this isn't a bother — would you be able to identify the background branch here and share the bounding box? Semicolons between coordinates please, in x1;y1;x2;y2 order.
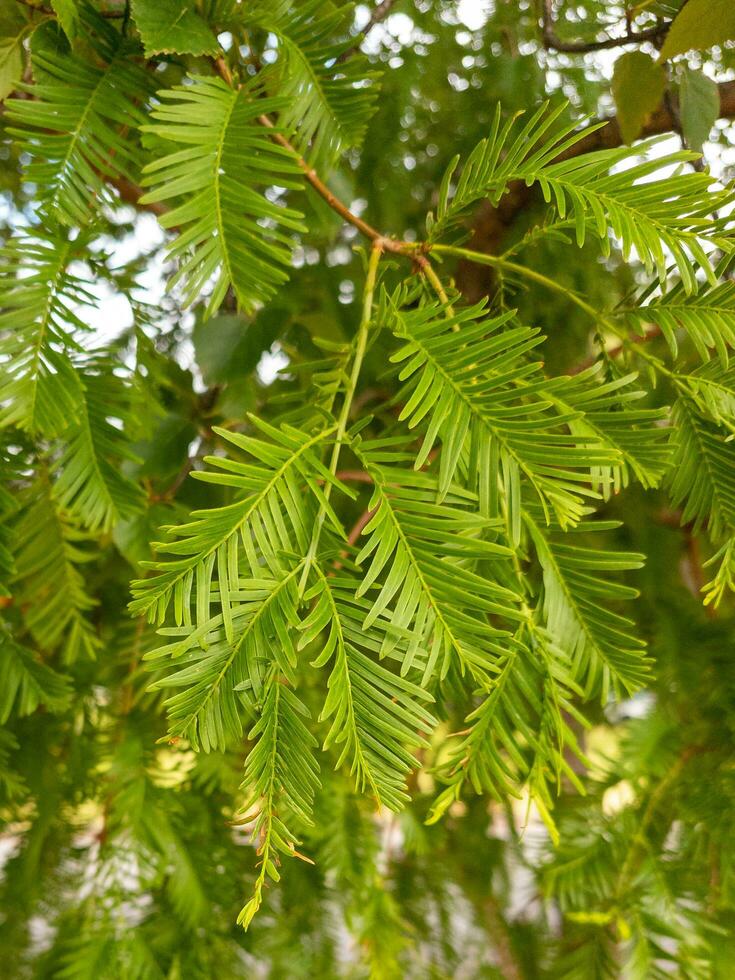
540;0;668;53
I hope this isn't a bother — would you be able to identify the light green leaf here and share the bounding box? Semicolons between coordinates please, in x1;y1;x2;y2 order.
680;69;720;152
131;0;220;57
0;231;88;436
6;21;152;225
612;52;667;144
526;514;650;701
13;478;100;662
50;0;79;39
246;0;380;167
0;5;31;101
660;0;735;60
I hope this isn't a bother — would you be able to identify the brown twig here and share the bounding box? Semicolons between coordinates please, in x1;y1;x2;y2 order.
540;0;668;53
337;0;398;63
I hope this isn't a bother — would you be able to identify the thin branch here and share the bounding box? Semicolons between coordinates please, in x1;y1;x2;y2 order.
256;113;392;247
337;0;398;63
540;0;668;53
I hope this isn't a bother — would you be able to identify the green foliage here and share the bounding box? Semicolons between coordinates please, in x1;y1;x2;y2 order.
0;4;30;101
141;76;306;315
131;0;221;57
6;14;151;225
679;67;721;152
247;0;380;167
303;569;436;810
612;52;667;144
2;1;735;976
660;0;735;59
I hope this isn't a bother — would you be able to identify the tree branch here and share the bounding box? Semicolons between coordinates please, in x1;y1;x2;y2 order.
540;0;668;53
337;0;398;63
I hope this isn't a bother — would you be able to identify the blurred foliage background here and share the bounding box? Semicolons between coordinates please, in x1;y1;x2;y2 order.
1;1;735;977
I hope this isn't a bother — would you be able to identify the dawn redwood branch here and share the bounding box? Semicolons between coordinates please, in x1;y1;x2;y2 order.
103;57;735;303
456;80;735;301
255;113;392;247
540;0;668;53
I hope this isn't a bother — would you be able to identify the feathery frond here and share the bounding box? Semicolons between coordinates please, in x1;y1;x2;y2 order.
351;441;522;680
388;298;617;538
527;514;650;700
237;665;320;929
669;398;735;540
622;278;735;364
550;366;671;497
301;567;436;811
13;477;100;661
678;360;735;435
141;75;306;315
130;420;350;634
246;0;379;167
53;363;145;532
0;231;89;435
428;623;587;833
430;102;732;290
146;565;303;751
0;631;72;723
5;11;151;225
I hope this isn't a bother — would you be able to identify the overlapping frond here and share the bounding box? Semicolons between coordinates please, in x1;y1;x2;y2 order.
0;452;20;597
5;12;151;225
13;478;99;661
428;101;604;239
428;624;586;833
141;76;306;315
526;514;650;700
387;298;617;538
550;366;671;497
237;665;320;929
0;232;89;435
622;278;735;363
53;364;145;533
351;441;522;680
669;398;735;539
0;632;72;723
246;0;380;166
145;565;303;751
301;567;436;811
430;102;732;290
130;420;349;633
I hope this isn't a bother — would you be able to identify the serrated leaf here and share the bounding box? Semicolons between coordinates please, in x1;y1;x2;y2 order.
131;0;220;57
660;0;735;60
612;52;667;145
680;69;720;152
